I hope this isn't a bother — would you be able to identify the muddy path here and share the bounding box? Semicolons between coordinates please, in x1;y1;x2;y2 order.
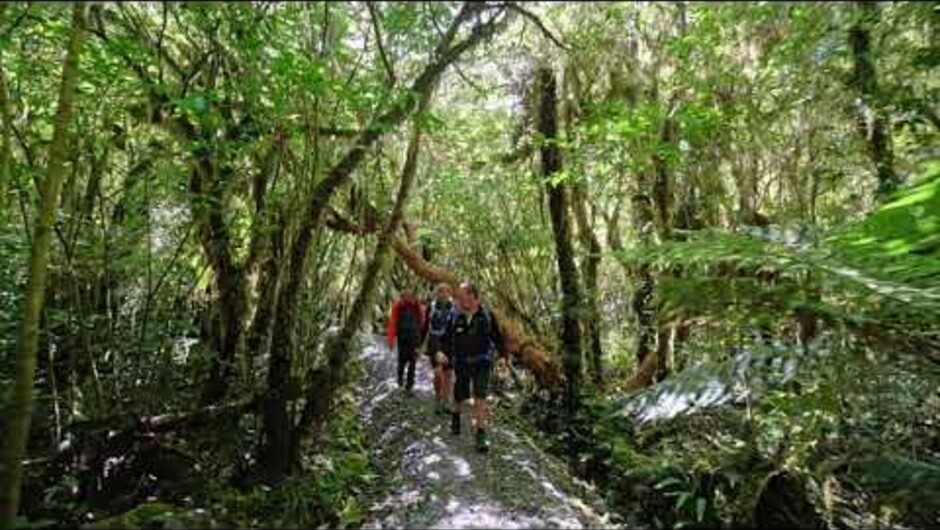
356;337;619;529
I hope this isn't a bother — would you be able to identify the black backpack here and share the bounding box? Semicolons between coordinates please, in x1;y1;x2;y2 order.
446;305;497;360
396;303;421;343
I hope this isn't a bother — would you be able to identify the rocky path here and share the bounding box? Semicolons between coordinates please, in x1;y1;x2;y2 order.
356;337;617;529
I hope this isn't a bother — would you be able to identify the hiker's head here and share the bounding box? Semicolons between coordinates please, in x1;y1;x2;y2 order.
401;288;415;303
457;281;480;312
436;283;451;302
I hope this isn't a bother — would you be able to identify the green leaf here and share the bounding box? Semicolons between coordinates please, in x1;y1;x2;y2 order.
654;477;682;490
676;491;692;510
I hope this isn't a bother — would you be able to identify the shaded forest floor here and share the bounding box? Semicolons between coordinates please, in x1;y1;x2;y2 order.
356;337;617;529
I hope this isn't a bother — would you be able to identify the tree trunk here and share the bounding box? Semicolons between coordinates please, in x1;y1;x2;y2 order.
191;154;247;405
244;216;284;377
631;188;657;374
571;185;603;384
653;113;676;241
674;319;692;373
564;61;603;384
0;4;86;524
243;139;286;386
537;67;583;409
655;325;675;383
651;108;679;381
849;0;899;199
0;4;13;219
670;185;706;375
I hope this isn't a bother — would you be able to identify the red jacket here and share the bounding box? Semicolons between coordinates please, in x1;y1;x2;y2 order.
386;299;425;349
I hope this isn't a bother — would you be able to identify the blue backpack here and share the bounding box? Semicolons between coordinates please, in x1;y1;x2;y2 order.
428;300;453;336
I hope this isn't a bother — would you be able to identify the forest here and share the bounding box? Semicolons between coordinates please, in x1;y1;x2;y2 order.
0;1;938;529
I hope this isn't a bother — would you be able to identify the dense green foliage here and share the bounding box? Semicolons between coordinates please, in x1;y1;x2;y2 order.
0;2;937;529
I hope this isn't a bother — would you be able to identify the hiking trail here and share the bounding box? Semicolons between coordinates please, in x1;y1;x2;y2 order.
357;336;619;529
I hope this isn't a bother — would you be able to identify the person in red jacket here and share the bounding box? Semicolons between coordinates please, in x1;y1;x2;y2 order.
386;288;425;391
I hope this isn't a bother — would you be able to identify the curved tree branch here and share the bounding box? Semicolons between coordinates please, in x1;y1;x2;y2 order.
366;2;396;87
505;3;568;52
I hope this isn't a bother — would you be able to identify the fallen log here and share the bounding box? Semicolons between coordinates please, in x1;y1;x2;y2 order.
624;348;658;391
394;235;566;388
26;397;262;468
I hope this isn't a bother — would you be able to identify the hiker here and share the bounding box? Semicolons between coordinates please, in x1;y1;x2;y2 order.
440;280;504;453
387;288;425;391
424;283;455;415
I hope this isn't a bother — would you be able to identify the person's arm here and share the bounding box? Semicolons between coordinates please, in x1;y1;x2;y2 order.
386;302;399;349
441;310;454;360
420;303;429;343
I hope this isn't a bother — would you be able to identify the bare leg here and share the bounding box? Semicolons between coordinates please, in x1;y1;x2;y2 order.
471;398;489;430
471;397;491;452
441;368;454;410
432;365;442;400
434;365;444;403
468;398;476;429
451;397;468;435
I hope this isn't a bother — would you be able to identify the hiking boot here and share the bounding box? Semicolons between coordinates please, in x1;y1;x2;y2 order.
475;428;490;453
450;412;461;436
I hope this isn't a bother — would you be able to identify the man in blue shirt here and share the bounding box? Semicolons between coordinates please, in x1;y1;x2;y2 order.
425;284;455;415
441;281;504;453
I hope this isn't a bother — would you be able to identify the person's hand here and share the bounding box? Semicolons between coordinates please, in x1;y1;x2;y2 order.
435;351;447;366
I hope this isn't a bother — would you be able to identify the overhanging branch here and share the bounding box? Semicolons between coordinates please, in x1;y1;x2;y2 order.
505;3;568;52
366;2;397;87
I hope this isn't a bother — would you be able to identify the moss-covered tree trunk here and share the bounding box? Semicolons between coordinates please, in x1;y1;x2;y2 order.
0;4;13;220
245;231;282;354
631;188;657;372
571;184;603;384
563;63;604;385
631;81;659;379
191;154;247;405
849;0;899;199
652;111;678;382
0;4;86;524
537;66;583;407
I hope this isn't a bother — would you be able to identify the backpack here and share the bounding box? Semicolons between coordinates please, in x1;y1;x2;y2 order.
396;303;421;343
428;300;453;336
447;306;497;360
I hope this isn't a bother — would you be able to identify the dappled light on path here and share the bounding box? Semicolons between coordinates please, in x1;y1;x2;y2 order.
357;337;614;529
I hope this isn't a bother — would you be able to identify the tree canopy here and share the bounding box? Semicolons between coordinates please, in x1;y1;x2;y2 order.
0;2;937;529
